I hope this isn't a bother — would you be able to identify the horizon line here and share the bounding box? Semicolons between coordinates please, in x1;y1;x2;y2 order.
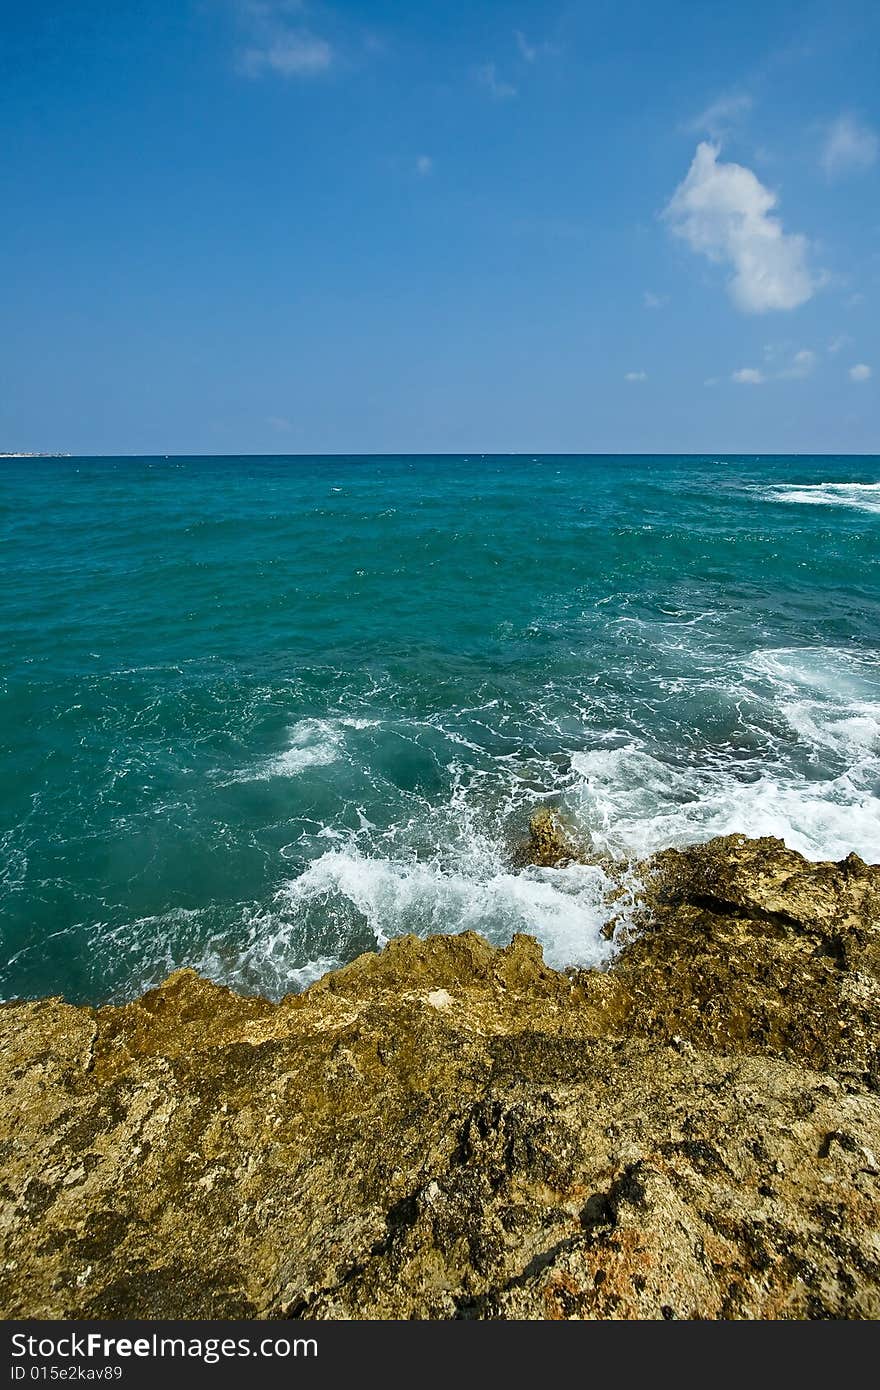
4;450;880;461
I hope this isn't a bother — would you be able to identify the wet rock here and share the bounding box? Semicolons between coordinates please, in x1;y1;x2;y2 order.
516;807;584;867
1;834;879;1319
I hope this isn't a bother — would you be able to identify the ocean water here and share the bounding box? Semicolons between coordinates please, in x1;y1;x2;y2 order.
1;454;878;1005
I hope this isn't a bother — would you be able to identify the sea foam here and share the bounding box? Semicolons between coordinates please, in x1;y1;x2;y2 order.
567;645;880;863
761;480;880;514
207;641;880;995
223;718;345;782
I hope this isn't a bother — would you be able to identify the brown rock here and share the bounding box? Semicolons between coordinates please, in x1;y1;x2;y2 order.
516;806;584;866
1;834;879;1319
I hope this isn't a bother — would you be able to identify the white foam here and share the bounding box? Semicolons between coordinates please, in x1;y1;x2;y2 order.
176;641;880;999
224;718;344;782
570;744;880;862
780;700;880;758
760;481;880;514
568;645;880;863
269;847;633;972
744;646;877;700
284;955;342;991
266;740;340;777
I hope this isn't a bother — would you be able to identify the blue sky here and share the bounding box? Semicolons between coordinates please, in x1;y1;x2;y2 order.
1;0;878;454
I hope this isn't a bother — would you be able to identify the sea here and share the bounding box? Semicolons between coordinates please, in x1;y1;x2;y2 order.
1;454;878;1005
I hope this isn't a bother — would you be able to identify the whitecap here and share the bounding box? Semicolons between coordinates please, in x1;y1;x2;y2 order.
223;718;344;783
760;481;880;514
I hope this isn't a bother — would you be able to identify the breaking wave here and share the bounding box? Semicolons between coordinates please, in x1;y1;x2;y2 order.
191;643;880;997
760;481;880;514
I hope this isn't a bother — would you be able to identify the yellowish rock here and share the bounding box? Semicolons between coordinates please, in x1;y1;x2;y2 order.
1;834;879;1319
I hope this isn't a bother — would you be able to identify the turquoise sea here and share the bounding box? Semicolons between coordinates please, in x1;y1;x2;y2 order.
2;454;878;1005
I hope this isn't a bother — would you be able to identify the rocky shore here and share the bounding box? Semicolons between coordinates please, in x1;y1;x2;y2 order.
2;829;879;1319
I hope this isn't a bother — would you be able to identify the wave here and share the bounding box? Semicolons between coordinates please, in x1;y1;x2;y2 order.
219;715;386;784
569;645;880;863
9;637;876;1006
242;849;636;997
759;481;880;514
222;718;345;782
570;743;879;863
202;642;880;995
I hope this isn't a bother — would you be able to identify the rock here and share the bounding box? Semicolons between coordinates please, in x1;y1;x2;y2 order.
516;807;583;867
1;834;879;1319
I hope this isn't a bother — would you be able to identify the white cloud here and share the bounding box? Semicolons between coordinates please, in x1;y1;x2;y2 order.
477;63;517;100
732;347;816;382
849;363;872;382
643;290;668;309
732;367;765;384
240;32;333;75
663;142;819;314
236;2;333;78
820;116;879;178
267;414;292;431
778;348;817;379
687;92;753;139
415;154;433;176
624;370;647;382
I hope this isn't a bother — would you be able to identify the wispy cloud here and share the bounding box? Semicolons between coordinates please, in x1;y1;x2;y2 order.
415;154;433;177
732;367;765;384
820;115;878;178
624;370;647;382
778;348;817;379
828;334;852;355
237;1;334;78
476;63;517;100
514;30;537;63
514;30;558;64
643;290;668;310
726;346;819;385
752;343;818;381
478;30;556;101
687;92;752;139
241;33;332;76
663;142;820;314
849;363;872;382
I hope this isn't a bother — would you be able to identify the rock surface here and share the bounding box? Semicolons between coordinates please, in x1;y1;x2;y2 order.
2;833;879;1320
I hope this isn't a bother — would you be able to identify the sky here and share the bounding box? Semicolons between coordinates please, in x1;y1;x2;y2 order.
1;0;878;454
